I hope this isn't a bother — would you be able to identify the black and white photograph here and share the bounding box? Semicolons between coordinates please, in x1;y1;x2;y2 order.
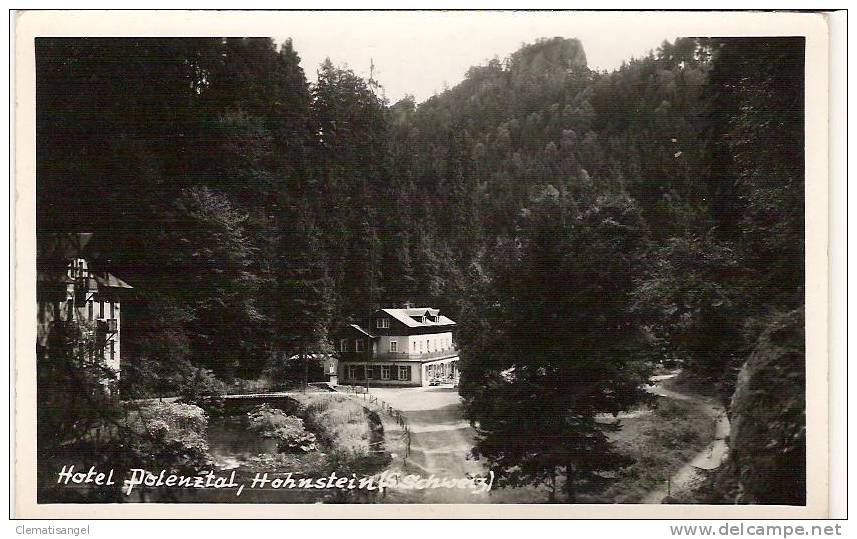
13;9;836;519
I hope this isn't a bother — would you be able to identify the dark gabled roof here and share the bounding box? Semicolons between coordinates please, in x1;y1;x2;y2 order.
36;270;75;284
93;272;133;289
36;233;132;289
37;233;94;261
36;270;132;289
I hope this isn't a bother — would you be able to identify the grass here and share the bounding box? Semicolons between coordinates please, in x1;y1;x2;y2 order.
291;392;394;502
667;459;742;505
484;397;716;504
291;393;371;453
660;370;723;401
579;396;716;503
217;392;389;503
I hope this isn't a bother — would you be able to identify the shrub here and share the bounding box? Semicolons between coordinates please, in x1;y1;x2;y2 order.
178;366;228;402
247;404;317;453
131;402;211;469
174;366;228;415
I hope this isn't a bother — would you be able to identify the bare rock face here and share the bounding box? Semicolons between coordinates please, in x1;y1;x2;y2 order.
729;309;805;505
508;37;588;76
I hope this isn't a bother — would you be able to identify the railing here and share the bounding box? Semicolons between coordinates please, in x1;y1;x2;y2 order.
372;348;459;361
366;393;412;462
333;387;412;463
334;384;368;394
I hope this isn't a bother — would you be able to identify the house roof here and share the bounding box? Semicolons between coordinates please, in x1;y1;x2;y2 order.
36;269;133;289
37;233;132;289
37;233;94;260
94;272;133;289
378;308;456;328
36;270;75;284
348;324;375;338
404;308;440;317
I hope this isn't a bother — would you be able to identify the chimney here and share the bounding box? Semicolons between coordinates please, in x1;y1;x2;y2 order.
402;301;413;309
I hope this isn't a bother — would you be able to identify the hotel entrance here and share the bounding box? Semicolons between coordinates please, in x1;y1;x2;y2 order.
422;357;460;386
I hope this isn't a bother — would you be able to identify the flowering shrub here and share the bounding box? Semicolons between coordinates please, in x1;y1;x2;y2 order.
247;404;317;453
131;402;210;468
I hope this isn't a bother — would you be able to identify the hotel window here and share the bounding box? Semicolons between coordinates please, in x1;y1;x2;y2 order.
381;365;391;380
365;367;374;379
99;301;104;318
426;339;430;352
412;341;417;352
110;302;115;318
398;365;411;381
88;301;93;320
340;339;348;352
347;365;360;379
390;340;398;353
377;318;389;329
109;341;115;362
355;339;365;352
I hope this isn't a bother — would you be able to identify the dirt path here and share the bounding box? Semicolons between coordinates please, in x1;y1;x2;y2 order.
641;373;730;504
366;387;490;503
364;375;729;504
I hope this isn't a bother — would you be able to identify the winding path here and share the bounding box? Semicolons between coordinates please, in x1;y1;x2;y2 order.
351;373;729;504
640;373;730;504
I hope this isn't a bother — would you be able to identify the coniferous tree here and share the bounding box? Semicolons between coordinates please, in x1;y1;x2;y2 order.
463;184;653;501
275;201;336;384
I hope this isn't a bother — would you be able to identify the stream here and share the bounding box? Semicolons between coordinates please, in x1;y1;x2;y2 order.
206;415;278;471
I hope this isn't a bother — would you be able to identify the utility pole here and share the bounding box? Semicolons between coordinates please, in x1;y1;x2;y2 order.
303;344;308;393
364;333;370;399
365;305;372;398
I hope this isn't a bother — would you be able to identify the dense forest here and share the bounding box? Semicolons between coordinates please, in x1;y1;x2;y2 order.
36;36;805;504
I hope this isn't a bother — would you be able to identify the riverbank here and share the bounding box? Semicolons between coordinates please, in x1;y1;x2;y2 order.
202;392;392;503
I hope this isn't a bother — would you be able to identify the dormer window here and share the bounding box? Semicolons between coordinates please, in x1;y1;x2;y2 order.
340;339;348;352
355;339;365;352
377;318;390;329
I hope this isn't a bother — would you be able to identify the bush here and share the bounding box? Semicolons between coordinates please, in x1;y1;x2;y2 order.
179;366;228;401
130;401;211;469
247;404;317;453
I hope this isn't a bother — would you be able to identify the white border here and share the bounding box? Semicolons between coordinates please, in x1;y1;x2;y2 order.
12;9;831;519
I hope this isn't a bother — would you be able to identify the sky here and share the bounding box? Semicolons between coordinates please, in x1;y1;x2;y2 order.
274;11;679;104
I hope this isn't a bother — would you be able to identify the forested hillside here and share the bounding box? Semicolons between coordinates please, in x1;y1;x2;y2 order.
36;36;805;503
